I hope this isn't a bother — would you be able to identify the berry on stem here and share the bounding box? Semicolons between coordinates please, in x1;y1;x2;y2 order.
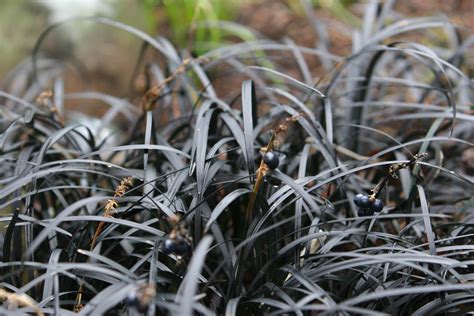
353;194;364;205
125;291;139;307
175;237;190;255
354;194;370;208
162;237;190;255
162;238;176;254
370;199;384;212
357;208;373;216
263;151;279;170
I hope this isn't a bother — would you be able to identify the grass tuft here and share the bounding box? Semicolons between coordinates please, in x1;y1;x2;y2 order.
1;3;473;314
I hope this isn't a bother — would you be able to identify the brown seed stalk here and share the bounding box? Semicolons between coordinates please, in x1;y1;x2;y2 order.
73;177;134;312
245;113;304;222
140;57;207;112
368;153;428;201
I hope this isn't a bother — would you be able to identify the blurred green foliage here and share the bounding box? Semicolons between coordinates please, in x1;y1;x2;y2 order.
315;0;359;25
0;1;49;76
144;0;238;52
143;0;359;53
286;0;359;26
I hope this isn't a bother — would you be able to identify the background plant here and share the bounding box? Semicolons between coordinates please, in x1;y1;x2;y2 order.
145;0;238;53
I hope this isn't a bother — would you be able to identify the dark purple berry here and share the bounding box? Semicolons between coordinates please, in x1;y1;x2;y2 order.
353;194;364;205
354;194;370;208
162;238;176;254
370;199;384;212
174;237;190;256
126;291;147;312
125;291;139;307
263;151;279;170
357;208;373;216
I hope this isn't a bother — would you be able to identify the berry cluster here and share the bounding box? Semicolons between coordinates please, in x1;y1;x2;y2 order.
354;194;384;216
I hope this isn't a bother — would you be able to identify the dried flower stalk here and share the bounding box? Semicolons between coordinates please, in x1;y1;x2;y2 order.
73;177;134;312
141;57;207;112
245;113;304;222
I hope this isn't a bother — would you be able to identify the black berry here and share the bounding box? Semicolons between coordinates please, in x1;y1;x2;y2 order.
125;291;139;307
126;291;148;312
357;208;373;216
263;151;279;170
162;238;176;254
370;199;384;212
353;194;364;204
174;237;190;255
354;194;370;208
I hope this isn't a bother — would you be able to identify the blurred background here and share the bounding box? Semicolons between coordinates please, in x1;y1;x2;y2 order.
0;0;472;96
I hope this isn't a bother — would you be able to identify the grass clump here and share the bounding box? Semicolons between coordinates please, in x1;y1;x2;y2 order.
1;2;473;315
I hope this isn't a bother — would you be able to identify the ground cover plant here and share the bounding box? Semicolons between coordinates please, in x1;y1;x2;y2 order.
1;1;473;315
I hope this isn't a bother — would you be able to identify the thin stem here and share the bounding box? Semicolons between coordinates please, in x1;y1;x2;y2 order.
245;114;304;223
369;153;428;200
73;177;133;312
245;131;274;223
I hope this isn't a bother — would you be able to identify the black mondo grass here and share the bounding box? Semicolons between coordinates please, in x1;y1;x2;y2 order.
0;3;474;315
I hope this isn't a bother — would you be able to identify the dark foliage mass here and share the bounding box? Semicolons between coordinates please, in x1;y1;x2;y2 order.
1;2;473;315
